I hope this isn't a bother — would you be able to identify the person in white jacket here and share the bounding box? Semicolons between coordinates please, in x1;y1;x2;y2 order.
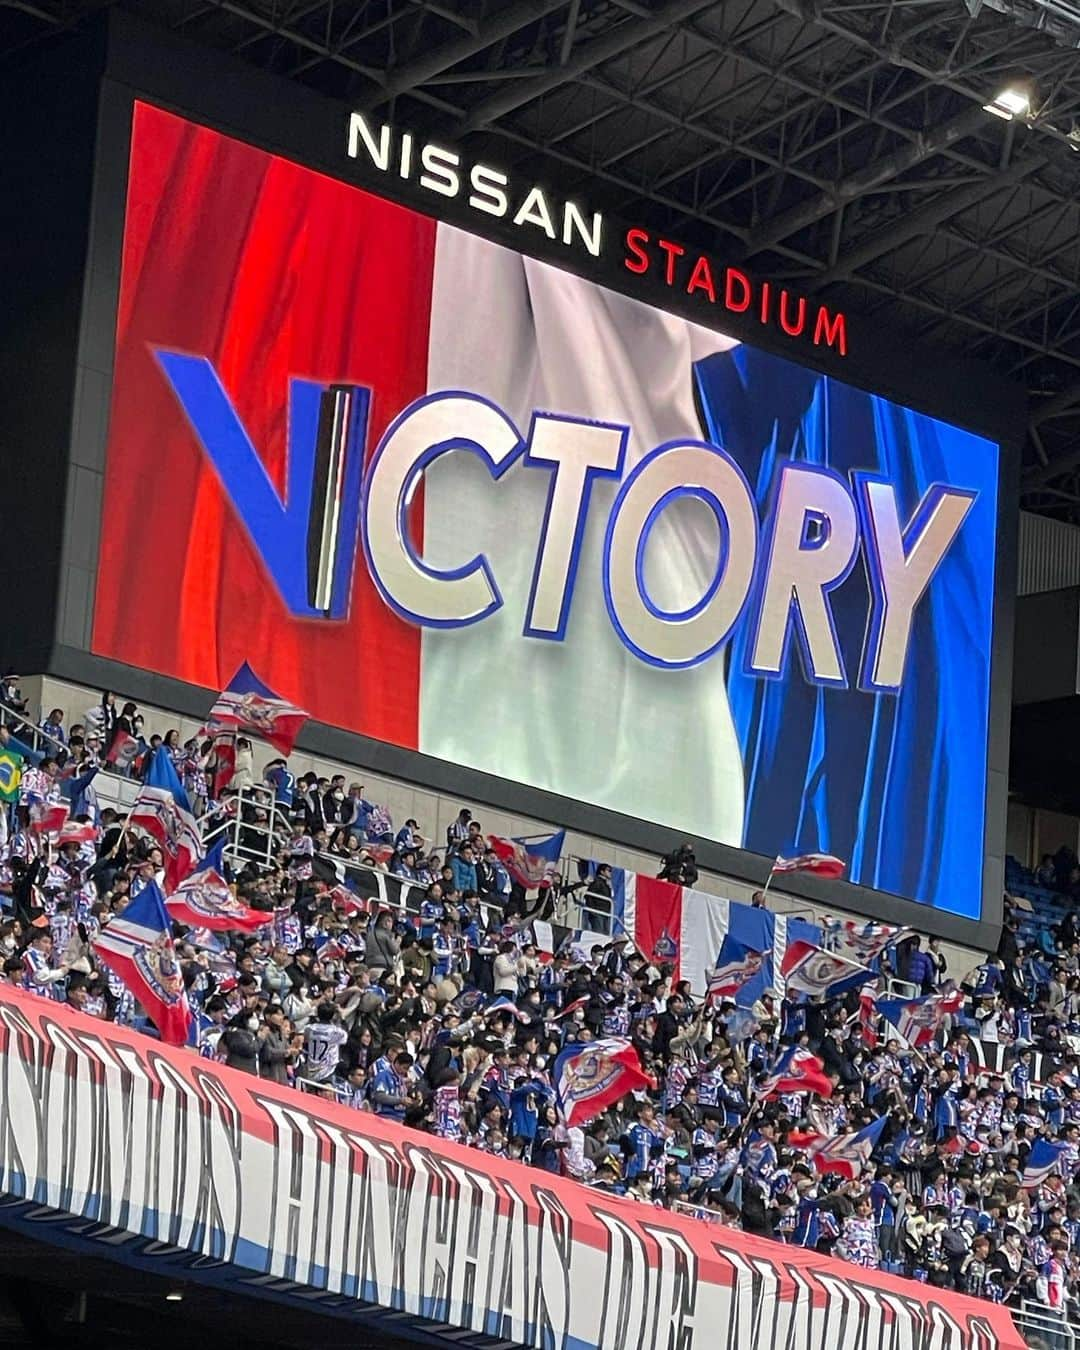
493;942;523;995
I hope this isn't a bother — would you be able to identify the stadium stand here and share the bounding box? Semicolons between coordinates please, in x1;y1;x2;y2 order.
2;678;1080;1341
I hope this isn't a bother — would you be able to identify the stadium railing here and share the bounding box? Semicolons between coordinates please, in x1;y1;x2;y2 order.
1014;1298;1077;1350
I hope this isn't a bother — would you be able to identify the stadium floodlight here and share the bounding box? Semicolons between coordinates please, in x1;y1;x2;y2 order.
983;84;1032;119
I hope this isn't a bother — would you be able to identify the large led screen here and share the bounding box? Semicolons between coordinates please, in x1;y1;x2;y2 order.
93;101;1000;919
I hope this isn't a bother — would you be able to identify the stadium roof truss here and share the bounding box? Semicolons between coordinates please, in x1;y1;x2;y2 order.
4;0;1080;516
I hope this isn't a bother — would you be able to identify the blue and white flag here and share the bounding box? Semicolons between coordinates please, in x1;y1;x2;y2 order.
1022;1138;1068;1190
483;994;530;1023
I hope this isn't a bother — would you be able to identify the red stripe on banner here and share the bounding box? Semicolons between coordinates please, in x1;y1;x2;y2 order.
92;101;434;748
632;874;684;979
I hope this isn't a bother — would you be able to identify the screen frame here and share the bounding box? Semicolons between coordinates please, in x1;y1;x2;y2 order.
55;10;1020;949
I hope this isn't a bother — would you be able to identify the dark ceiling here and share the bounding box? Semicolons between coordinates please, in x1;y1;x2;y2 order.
4;0;1080;515
0;1224;420;1350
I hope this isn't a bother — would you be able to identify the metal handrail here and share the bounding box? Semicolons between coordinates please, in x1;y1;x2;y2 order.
1;705;71;762
1014;1297;1079;1349
199;783;291;873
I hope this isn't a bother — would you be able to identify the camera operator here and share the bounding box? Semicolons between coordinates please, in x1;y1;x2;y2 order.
658;841;698;887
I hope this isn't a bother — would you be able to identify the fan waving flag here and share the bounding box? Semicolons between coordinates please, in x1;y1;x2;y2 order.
105;730;140;772
28;802;69;836
57;820;98;847
554;1038;653;1127
707;935;771;1007
781;939;872;999
772;854;846;879
483;994;531;1023
858;989;879;1050
166;840;263;931
876;989;963;1049
823;917;911;964
128;746;204;891
756;1047;834;1100
487;830;566;888
788;1117;887;1179
1022;1139;1068;1190
208;661;309;755
94;880;192;1046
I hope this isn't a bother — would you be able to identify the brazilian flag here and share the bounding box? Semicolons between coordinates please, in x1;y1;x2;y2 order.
0;748;23;803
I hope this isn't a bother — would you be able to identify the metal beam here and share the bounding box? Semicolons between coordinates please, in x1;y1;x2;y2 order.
461;0;718;132
815;152;1048;284
1024;423;1080;487
850;267;1080;373
358;0;569;109
769;0;1080;156
1032;382;1080;430
741;101;991;258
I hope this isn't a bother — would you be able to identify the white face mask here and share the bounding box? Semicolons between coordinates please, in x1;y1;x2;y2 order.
246;1018;259;1033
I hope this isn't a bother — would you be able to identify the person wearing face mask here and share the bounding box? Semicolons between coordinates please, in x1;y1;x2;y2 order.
221;1011;261;1074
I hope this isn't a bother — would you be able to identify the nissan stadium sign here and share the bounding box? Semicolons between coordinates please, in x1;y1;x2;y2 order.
345;113;849;357
91;100;1000;923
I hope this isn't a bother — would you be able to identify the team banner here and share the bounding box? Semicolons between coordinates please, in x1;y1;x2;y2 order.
92;101;1000;923
605;863;819;999
0;987;1021;1350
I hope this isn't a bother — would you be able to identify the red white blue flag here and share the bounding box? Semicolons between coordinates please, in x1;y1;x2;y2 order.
487;830;565;889
94;880;192;1046
208;661;309;755
875;989;963;1049
772;853;846;879
165;839;263;932
822;916;910;964
105;730;140;772
788;1117;887;1179
858;988;879;1049
554;1038;653;1127
707;935;771;1007
128;747;204;891
483;994;531;1023
756;1047;834;1100
28;801;69;836
57;819;98;847
780;939;871;999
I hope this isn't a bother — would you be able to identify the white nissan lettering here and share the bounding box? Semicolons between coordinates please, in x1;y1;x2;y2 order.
346;112;604;257
360;392;977;689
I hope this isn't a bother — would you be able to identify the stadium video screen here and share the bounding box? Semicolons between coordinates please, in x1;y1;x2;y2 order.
93;100;1000;920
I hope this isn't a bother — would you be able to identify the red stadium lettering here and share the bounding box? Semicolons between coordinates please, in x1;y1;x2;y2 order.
725;266;753;312
814;304;848;354
624;226;651;274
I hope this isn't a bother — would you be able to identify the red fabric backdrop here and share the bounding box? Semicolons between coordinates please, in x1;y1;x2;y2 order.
92;100;434;746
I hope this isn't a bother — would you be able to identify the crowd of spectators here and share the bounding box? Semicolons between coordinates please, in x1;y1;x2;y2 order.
4;679;1080;1327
